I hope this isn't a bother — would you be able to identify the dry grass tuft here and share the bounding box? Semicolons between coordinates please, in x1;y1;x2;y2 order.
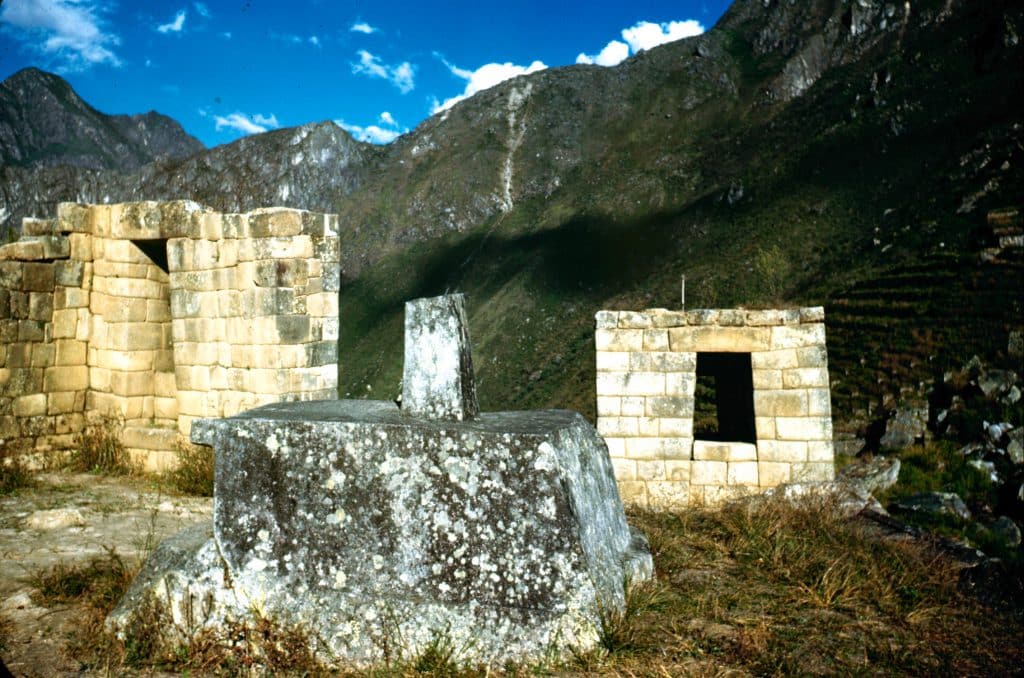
164;440;214;496
68;419;134;475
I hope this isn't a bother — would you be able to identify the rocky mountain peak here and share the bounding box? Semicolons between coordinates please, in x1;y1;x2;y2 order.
0;67;204;172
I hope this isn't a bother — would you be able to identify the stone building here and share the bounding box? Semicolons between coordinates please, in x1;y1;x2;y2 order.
595;307;835;507
0;201;339;469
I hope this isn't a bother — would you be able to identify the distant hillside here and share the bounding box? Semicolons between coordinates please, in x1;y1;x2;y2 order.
0;0;1020;432
0;67;204;171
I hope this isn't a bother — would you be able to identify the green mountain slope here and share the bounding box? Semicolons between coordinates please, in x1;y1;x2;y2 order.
336;0;1024;427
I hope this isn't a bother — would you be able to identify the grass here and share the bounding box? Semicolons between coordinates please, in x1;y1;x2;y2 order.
163;440;214;497
27;491;1021;675
68;419;135;475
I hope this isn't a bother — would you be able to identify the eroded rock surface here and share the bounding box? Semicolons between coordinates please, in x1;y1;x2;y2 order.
107;399;651;666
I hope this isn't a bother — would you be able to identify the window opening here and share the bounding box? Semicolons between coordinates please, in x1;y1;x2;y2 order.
693;352;755;443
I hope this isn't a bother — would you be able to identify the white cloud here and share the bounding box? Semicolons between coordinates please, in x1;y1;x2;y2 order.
157;9;186;34
309;35;320;47
621;19;703;53
336;111;404;145
221;31;232;39
350;21;376;34
433;59;546;113
193;2;210;18
214;111;280;136
576;39;629;67
0;0;121;70
352;50;415;93
576;19;704;70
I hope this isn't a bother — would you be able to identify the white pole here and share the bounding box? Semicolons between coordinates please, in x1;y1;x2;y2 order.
681;275;686;310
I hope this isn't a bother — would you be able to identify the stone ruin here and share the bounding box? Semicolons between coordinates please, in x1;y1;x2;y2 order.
0;201;339;469
108;294;652;667
596;307;835;508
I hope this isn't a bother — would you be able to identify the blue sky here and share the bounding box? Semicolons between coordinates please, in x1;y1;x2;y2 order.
0;0;731;149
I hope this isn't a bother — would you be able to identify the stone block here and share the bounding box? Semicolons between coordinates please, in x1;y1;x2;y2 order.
55;339;86;366
598;416;638;437
664;372;696;396
250;236;314;260
808;441;835;462
782;367;830;388
796;346;828;368
664;459;691;481
595;311;619;330
647;481;688;509
402;294;479;421
63;287;89;308
744;309;789;326
775;416;832;441
669;326;770;352
136;401;656;666
597;372;664;396
755;416;776;439
636;416;658;436
54;260;84;287
642;330;669;351
611;458;636;480
0;261;23;288
617;480;648;505
13;393;47;417
620;397;644;416
758;461;791;487
18;320;45;342
603;436;625;458
154;371;178;397
727;461;760;486
686;309;719;325
47;391;79;415
649;311;688;328
808;389;832;416
43;366;89;393
69;233;92;261
154;396;178;420
752;368;783;389
598;395;618;417
624;437;663;459
770;324;826;350
596;351;629;372
751;349;798;369
693;441;757;462
800;307;825;323
636;459;666;480
718;309;745;326
616;311;652;329
791;462;835;483
754;390;809;417
122;426;179;452
645;396;693;418
104;276;164;300
659;417;693;437
104;322;164;351
630;351;695;372
595;329;642;352
659;437;693;459
690;460;727;485
23;263;55;292
31;343;55;367
109;370;155;397
757;440;808;463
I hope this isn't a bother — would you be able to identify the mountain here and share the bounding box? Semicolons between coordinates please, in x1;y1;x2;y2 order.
0;67;204;171
0;0;1021;433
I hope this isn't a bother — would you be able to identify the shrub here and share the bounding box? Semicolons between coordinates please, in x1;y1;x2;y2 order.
164;441;214;496
0;443;34;495
69;419;134;475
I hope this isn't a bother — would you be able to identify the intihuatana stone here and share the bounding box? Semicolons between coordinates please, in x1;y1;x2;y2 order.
402;294;479;421
107;294;650;668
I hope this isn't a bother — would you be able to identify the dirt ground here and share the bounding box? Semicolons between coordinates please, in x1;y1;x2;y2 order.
0;473;212;677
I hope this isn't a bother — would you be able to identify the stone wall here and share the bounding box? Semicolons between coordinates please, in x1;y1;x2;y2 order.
0;201;339;469
595;307;835;508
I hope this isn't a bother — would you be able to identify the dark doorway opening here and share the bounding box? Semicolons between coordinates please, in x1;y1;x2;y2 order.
693;352;755;443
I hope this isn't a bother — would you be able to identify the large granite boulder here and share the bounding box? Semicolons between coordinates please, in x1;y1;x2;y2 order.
107;294;651;667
